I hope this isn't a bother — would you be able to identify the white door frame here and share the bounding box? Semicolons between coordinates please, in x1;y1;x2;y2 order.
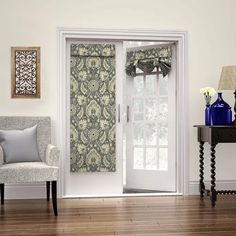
57;28;189;197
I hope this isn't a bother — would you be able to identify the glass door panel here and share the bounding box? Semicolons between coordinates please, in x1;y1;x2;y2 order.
125;43;176;192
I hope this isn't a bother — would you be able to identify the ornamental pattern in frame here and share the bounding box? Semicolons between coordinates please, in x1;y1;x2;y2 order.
70;43;116;172
11;47;40;98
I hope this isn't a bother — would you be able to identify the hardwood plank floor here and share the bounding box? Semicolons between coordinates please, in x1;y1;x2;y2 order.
1;196;236;235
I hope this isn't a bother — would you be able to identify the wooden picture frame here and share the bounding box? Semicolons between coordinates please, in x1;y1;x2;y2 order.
11;47;40;98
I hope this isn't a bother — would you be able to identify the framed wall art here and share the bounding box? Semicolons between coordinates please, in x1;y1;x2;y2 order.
11;47;40;98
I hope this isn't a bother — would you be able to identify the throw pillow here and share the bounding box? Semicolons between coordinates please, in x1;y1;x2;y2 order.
0;125;41;163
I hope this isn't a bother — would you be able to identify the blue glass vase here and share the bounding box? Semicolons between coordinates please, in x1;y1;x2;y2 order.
227;107;232;125
205;104;211;125
211;92;230;125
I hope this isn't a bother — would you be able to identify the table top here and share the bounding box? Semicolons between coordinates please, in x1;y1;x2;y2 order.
194;125;236;129
194;125;236;144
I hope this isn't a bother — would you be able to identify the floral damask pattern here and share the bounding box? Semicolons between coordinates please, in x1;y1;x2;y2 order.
70;44;116;172
126;46;172;77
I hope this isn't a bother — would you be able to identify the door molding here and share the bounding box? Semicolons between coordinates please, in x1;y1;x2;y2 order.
57;28;188;197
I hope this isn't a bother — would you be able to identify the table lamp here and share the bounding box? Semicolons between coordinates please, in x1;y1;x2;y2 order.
218;66;236;125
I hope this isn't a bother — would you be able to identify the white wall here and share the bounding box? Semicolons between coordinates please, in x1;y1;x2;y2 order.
1;0;236;198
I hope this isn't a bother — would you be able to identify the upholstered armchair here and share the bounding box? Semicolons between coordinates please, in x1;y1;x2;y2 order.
0;117;59;216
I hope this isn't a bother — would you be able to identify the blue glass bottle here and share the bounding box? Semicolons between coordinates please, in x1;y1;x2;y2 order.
211;92;230;125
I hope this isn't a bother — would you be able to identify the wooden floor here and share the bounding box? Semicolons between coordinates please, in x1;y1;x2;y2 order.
1;196;236;235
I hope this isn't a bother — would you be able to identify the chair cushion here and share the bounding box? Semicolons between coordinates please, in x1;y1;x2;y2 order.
0;125;41;163
0;162;58;183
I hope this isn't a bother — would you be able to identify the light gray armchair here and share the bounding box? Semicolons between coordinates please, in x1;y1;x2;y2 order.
0;117;59;216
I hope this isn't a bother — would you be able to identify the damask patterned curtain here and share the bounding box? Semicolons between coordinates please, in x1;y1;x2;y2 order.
70;44;116;172
125;46;172;77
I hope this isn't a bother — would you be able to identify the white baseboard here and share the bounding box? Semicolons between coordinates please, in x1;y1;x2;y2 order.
5;180;236;199
189;180;236;195
4;183;46;199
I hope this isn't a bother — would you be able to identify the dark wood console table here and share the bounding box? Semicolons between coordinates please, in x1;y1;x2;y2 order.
194;125;236;207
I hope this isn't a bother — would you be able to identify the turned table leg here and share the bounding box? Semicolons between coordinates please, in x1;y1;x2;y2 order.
199;141;205;198
210;144;217;207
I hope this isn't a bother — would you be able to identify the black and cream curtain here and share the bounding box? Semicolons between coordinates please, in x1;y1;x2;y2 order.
70;44;116;172
126;46;172;77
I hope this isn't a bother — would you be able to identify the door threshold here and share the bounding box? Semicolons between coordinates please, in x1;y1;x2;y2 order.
121;192;182;197
123;187;174;194
62;192;182;199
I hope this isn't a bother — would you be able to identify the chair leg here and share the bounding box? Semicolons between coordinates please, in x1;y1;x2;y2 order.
51;181;58;216
0;184;4;205
46;181;50;201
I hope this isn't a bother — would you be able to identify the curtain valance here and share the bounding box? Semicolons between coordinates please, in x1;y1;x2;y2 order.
125;46;172;77
71;44;115;57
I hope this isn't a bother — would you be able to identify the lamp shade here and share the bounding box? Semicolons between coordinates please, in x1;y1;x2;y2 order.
218;66;236;90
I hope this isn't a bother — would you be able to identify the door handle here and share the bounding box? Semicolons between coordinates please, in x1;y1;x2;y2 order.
118;104;121;123
127;105;130;122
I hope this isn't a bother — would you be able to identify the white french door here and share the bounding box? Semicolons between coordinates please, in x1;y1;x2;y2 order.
125;44;176;192
62;36;178;196
64;39;124;196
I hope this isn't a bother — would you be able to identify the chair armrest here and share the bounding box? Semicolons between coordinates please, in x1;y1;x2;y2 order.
0;145;3;166
46;144;60;167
